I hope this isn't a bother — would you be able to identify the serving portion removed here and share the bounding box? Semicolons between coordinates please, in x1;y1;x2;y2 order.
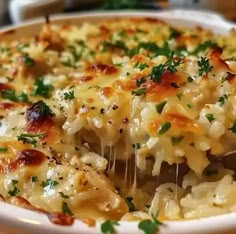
1;12;236;234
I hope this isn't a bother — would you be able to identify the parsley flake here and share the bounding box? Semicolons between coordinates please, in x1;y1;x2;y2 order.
169;28;181;39
198;57;213;76
176;92;183;100
171;136;184;146
187;76;194;83
31;176;38;182
64;90;75;100
192;40;217;55
138;63;149;71
131;87;146;96
204;168;218;177
101;220;119;234
59;192;69;199
205;113;215;123
217;94;228;107
187;103;193;109
41;179;59;193
62;201;74;216
138;213;163;234
22;54;35;66
1;90;29;103
67;45;82;62
17;43;30;52
17;132;45;147
100;40;128;54
155;100;167;114
31;77;53;98
136;77;146;87
12;180;18;186
150;51;182;83
229;120;236;133
125;197;136;212
134;142;141;150
0;147;8;152
158;122;171;135
8;186;20;197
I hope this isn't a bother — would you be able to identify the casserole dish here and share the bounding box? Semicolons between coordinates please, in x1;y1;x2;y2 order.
0;10;236;234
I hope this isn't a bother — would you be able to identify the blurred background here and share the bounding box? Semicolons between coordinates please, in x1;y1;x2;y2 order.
1;0;236;26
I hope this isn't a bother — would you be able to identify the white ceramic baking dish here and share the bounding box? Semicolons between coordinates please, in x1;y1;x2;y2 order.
0;10;236;234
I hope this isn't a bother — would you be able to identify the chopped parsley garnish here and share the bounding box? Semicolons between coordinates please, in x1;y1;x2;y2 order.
192;40;217;55
129;42;159;57
125;197;136;212
62;201;74;216
8;180;20;196
41;179;59;193
150;63;165;83
100;40;128;54
129;41;171;58
12;180;18;186
1;90;29;103
204;168;218;177
62;58;73;67
88;85;101;90
187;76;194;83
198;57;213;76
171;136;184;146
31;77;53;98
169;28;181;39
138;213;163;234
229;120;236;133
64;90;75;100
134;142;141;150
0;47;10;54
187;103;193;109
137;63;149;71
150;51;182;83
136;77;146;87
157;122;171;136
0;147;8;152
17;132;44;147
59;192;69;199
155;100;167;114
205;113;215;123
22;53;35;66
8;186;20;197
31;176;38;182
131;87;146;96
101;220;119;234
176;92;183;100
17;43;30;52
217;94;228;107
67;45;82;62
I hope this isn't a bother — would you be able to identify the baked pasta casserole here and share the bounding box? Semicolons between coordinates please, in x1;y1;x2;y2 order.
1;16;236;229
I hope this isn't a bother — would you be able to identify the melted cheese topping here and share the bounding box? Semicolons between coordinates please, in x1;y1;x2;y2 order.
0;17;236;222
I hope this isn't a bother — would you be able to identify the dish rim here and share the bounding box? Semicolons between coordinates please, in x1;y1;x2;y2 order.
0;10;236;234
